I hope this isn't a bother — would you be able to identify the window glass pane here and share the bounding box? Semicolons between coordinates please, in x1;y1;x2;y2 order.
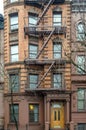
10;74;19;92
77;23;85;41
53;13;62;26
29;104;39;122
10;0;18;2
11;45;18;54
10;15;18;31
77;56;85;74
53;14;61;22
54;111;57;121
10;104;19;122
53;43;61;59
29;14;38;26
58;110;60;121
29;75;38;89
53;74;62;88
10;45;18;62
78;89;84;99
78;124;86;130
29;44;38;58
11;55;18;62
78;101;84;110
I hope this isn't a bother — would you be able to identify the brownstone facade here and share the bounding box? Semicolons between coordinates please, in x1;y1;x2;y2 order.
4;0;71;130
71;0;86;130
0;16;4;129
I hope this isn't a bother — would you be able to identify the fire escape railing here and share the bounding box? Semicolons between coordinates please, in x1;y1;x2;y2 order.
36;28;55;59
24;0;67;89
36;0;55;25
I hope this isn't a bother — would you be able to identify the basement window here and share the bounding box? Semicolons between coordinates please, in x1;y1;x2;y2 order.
29;104;39;123
10;104;19;123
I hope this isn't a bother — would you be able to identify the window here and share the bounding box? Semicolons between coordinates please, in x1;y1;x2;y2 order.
29;13;38;26
29;44;38;58
78;89;86;110
53;42;62;58
53;11;62;26
78;123;86;130
10;0;18;3
77;55;86;74
10;45;18;62
9;74;19;92
53;73;62;88
10;14;18;31
29;104;39;123
10;104;19;122
29;74;38;89
77;22;85;41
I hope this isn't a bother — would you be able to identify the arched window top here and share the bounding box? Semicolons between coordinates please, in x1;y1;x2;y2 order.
53;6;62;12
53;37;62;43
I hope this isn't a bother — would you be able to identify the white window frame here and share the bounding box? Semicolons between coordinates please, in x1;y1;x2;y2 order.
10;45;19;62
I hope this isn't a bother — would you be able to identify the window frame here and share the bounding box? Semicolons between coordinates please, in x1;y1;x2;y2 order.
29;44;38;59
29;104;39;123
53;11;62;26
53;73;62;89
53;42;62;59
9;104;19;123
78;123;86;130
9;73;19;93
29;74;39;89
77;22;85;41
77;55;86;74
10;13;18;32
28;13;38;27
77;88;86;111
10;44;19;62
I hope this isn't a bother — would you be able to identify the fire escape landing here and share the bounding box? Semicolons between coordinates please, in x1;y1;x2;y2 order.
24;0;67;91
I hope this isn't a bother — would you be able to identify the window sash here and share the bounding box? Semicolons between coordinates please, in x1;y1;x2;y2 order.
29;15;38;26
29;74;38;89
78;124;86;130
53;43;62;59
53;13;62;26
29;44;38;58
10;15;18;31
53;74;62;88
77;56;86;74
9;74;19;92
29;104;39;122
10;45;19;62
10;104;19;122
77;23;85;41
78;89;86;110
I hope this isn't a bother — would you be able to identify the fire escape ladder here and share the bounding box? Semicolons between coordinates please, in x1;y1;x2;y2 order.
36;28;55;59
37;0;55;25
37;61;55;88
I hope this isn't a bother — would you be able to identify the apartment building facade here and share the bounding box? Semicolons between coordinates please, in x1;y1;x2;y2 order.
4;0;71;130
71;0;86;130
0;14;4;130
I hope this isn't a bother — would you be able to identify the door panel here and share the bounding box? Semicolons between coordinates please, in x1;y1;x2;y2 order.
51;102;64;128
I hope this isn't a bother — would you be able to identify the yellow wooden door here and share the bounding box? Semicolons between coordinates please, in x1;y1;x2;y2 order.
51;102;64;129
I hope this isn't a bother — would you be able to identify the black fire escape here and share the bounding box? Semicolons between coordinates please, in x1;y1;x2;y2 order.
24;0;66;90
